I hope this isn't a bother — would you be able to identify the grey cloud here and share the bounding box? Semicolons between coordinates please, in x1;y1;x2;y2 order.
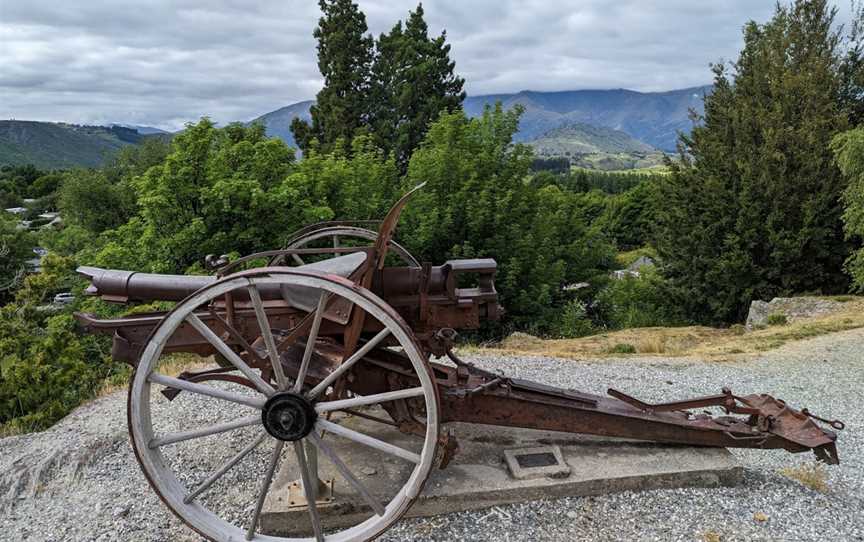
0;1;851;130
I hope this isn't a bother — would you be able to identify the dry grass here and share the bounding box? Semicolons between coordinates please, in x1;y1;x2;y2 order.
779;462;829;492
0;423;25;438
702;531;722;542
488;297;864;360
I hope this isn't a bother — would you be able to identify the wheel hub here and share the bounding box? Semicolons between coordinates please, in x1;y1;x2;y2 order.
261;392;317;441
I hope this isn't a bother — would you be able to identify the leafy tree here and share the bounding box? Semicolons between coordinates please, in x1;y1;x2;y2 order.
0;164;45;208
0;214;34;302
369;4;465;171
92;120;296;273
30;172;63;199
832;127;864;290
291;0;374;153
401;105;615;332
655;0;861;323
0;254;118;432
596;178;658;250
104;136;171;184
59;169;137;233
282;135;400;225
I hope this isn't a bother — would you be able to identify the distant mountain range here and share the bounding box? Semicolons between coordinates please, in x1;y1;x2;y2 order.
1;85;709;170
0;121;167;169
253;86;710;153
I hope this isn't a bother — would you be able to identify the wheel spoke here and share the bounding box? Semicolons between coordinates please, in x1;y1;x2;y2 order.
208;308;267;366
331;235;340;258
186;313;275;396
246;440;284;540
306;329;391;399
149;373;265;409
293;292;329;394
291;253;305;266
294;441;325;542
309;432;385;516
247;284;288;390
315;387;425;414
316;419;421;464
149;415;261;448
184;432;267;504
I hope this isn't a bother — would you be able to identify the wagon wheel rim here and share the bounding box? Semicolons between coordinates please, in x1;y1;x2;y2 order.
272;227;420;268
128;269;439;542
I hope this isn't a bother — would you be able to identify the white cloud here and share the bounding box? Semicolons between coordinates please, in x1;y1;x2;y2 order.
0;1;851;130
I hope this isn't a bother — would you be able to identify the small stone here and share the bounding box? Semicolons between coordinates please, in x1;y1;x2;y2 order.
566;511;579;520
753;512;769;522
112;505;130;518
361;467;377;476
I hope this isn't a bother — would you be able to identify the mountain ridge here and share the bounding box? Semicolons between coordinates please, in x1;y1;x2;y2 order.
252;85;710;152
0;85;709;169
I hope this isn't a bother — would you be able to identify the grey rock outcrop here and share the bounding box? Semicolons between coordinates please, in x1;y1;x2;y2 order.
745;297;842;330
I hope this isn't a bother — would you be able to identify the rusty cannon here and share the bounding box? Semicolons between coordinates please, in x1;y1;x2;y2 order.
74;185;842;542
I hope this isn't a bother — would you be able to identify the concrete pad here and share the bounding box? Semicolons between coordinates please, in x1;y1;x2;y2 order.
261;414;742;536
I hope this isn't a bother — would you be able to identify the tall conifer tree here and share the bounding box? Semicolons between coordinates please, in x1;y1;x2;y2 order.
655;0;862;323
369;4;465;171
291;0;374;153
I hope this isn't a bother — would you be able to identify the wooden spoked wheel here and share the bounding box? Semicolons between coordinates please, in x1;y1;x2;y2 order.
128;269;439;541
272;226;420;268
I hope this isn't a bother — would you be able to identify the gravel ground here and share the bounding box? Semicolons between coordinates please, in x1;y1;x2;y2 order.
1;327;861;542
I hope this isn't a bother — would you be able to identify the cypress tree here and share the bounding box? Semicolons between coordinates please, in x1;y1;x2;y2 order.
291;0;374;153
655;0;862;323
369;4;465;171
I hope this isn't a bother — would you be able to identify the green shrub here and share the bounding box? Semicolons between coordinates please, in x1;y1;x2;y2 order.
608;343;637;354
401;106;615;334
595;268;685;329
767;313;789;326
556;299;595;338
0;255;119;432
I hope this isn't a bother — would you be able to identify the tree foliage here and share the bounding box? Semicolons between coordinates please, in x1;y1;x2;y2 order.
292;1;464;169
832;127;864;290
0;255;119;432
369;4;465;171
400;105;615;332
291;0;375;153
89;121;296;272
0;214;34;302
655;0;861;323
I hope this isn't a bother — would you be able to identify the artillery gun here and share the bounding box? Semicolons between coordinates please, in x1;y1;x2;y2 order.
75;185;842;542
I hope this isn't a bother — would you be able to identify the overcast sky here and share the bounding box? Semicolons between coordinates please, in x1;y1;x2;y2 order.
0;1;855;130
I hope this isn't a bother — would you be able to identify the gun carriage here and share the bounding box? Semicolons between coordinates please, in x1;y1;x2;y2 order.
74;185;842;542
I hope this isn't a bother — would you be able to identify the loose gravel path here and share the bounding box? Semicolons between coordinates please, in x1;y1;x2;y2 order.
1;328;862;542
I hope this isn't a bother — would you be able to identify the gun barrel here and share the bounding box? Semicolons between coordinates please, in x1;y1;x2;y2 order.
78;266;217;303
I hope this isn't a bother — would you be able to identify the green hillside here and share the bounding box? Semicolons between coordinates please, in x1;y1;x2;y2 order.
529;122;654;154
528;122;666;171
0;121;150;169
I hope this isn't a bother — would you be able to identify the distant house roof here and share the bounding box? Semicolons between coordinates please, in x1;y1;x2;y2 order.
22;198;37;204
38;212;59;220
626;255;656;271
41;216;63;228
611;256;657;281
4;207;27;214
